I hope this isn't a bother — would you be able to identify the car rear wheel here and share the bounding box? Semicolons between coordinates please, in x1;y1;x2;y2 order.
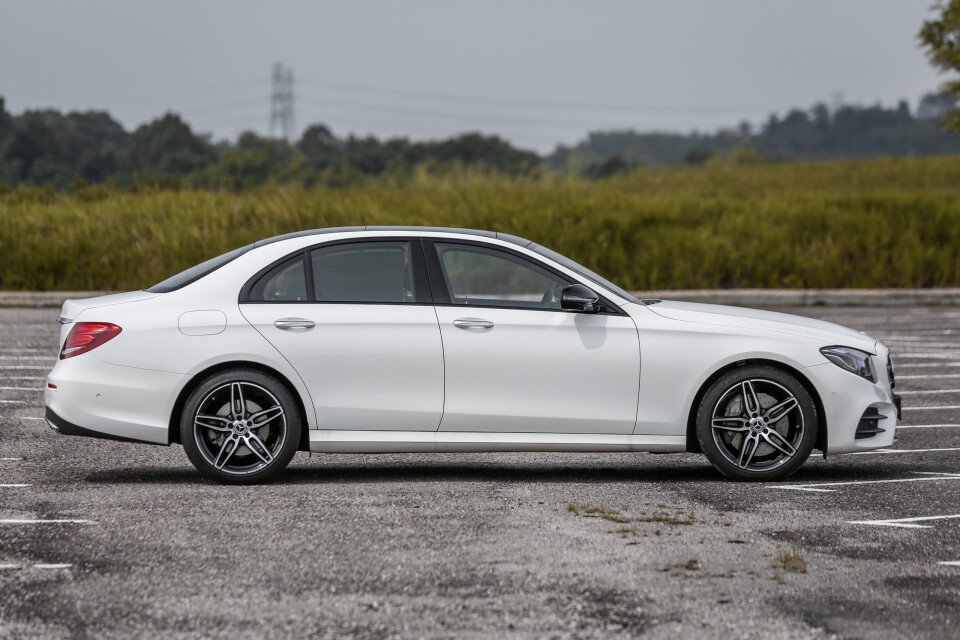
180;369;301;484
696;365;817;481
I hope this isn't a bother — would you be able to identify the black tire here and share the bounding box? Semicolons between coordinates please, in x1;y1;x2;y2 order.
180;368;301;484
696;365;817;481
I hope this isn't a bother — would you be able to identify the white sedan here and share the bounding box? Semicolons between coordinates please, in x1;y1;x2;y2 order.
44;227;901;483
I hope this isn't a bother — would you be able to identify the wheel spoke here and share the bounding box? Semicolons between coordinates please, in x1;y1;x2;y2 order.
250;405;284;426
738;433;760;469
711;417;749;432
230;382;246;419
763;397;798;424
195;414;232;432
763;429;797;457
244;433;274;465
741;380;761;416
214;435;241;470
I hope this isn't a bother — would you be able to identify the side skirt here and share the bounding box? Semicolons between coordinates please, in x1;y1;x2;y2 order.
308;430;687;454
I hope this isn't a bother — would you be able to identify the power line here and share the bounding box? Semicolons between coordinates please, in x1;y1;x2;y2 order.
295;94;766;131
298;77;777;116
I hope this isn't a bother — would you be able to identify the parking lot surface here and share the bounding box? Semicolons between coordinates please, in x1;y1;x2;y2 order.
1;305;959;639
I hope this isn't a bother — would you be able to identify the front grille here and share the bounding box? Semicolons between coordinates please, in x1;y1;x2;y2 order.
855;407;887;440
887;355;895;388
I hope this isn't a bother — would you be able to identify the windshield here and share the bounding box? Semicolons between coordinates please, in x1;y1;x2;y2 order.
528;243;642;305
146;245;252;293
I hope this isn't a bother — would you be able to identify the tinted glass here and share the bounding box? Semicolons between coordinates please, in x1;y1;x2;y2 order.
311;241;415;303
528;243;641;305
435;243;567;309
147;245;251;293
248;255;308;302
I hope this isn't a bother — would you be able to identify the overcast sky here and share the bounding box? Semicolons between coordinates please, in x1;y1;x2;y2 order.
0;0;944;152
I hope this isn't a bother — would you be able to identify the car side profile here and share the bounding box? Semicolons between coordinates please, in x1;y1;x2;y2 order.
44;227;902;483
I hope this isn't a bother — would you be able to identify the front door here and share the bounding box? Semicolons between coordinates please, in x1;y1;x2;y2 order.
425;240;640;434
240;240;444;431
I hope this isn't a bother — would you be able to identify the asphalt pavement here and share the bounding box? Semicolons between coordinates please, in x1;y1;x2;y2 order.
1;305;959;639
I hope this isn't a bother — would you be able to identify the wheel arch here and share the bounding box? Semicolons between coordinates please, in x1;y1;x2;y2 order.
168;360;311;452
684;358;827;455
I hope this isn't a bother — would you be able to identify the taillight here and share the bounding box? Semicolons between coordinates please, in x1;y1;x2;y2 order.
59;323;122;360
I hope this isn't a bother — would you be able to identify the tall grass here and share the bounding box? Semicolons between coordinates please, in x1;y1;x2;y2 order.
3;156;960;291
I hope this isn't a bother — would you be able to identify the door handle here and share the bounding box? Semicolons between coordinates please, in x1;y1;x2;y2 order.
453;318;494;330
274;318;316;331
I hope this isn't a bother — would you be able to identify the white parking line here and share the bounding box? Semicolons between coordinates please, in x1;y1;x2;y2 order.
772;471;960;492
0;563;19;569
898;373;960;379
0;519;91;524
33;563;72;569
850;447;960;455
940;561;960;567
0;400;26;404
897;363;960;368
896;424;960;429
903;406;960;411
0;357;55;361
0;387;42;391
848;514;960;529
898;389;960;395
0;484;31;488
0;457;24;461
0;366;48;370
885;342;960;348
18;417;44;421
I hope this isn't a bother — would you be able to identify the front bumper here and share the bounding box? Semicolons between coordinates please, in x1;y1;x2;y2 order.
803;361;899;454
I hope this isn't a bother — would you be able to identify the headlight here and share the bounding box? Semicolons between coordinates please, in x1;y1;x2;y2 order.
820;346;876;383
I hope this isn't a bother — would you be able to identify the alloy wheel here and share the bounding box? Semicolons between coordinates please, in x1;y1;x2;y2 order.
192;381;287;476
710;378;805;472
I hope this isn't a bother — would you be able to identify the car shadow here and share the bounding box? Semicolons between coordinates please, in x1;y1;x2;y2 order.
85;459;728;485
83;453;920;486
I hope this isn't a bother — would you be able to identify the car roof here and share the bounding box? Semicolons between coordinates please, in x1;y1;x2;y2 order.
252;226;533;249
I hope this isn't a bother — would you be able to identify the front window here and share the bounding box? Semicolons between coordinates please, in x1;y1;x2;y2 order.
528;243;642;305
434;243;568;309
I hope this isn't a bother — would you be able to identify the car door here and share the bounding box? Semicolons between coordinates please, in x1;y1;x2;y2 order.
425;240;640;434
239;239;444;431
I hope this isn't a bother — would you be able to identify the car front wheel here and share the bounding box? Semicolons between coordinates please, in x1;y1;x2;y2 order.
696;365;818;481
180;369;301;484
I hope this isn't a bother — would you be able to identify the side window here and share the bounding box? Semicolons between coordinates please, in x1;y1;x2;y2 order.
434;243;567;309
311;241;415;303
248;255;308;302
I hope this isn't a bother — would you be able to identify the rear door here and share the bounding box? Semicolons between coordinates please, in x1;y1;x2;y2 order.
240;239;444;431
425;240;640;434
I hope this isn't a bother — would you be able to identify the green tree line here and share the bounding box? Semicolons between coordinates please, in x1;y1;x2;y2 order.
0;92;958;191
547;94;960;172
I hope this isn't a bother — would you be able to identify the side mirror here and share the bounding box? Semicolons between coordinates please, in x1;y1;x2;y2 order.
560;284;600;312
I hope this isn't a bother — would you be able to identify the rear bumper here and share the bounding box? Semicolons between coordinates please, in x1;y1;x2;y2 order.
45;406;163;446
45;355;185;445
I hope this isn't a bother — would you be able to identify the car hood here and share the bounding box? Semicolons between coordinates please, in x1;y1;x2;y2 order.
645;300;878;353
59;291;160;322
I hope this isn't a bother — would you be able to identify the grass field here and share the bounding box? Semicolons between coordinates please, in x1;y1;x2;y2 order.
2;155;960;291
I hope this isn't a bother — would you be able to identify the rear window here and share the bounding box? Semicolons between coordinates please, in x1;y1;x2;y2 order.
147;245;252;293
